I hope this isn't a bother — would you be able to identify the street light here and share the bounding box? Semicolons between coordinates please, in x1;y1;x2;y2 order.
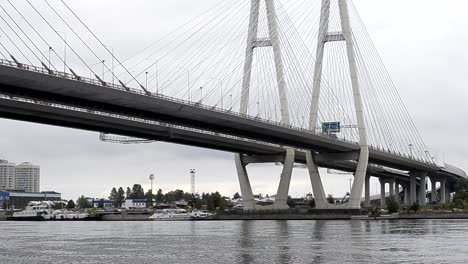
145;71;149;90
42;47;53;68
199;86;203;103
408;143;413;159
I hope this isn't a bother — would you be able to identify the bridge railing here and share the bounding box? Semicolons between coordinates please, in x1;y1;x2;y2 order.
0;59;356;141
0;59;436;166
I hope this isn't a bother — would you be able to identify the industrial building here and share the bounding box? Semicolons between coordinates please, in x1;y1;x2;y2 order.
0;191;61;210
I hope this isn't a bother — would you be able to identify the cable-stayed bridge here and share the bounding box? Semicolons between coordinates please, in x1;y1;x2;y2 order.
0;0;465;210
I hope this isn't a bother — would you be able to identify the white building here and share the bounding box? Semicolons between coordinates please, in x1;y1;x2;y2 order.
15;162;40;193
122;199;147;209
0;160;16;191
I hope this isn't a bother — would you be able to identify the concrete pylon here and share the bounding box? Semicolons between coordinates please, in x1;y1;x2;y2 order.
309;0;369;209
409;172;418;204
305;151;328;209
430;177;437;203
404;186;410;204
235;154;256;210
236;0;292;211
271;149;295;209
440;178;447;204
240;0;289;124
389;178;395;198
379;178;386;207
364;174;371;207
235;150;296;211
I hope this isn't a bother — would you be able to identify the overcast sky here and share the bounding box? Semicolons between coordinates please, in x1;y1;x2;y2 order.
0;0;467;201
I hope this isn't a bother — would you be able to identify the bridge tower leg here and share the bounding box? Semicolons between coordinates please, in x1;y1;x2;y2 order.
240;0;289;123
235;154;257;210
308;0;369;209
306;151;328;209
236;0;293;211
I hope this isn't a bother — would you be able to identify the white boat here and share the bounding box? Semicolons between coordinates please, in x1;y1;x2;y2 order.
149;210;213;221
190;210;214;219
12;202;53;221
149;211;192;221
51;210;89;220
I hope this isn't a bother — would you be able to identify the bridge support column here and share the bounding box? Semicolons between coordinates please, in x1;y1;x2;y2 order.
430;177;437;203
364;173;371;207
235;154;256;210
415;172;428;205
440;178;447;204
409;172;418;204
389;178;395;198
379;178;386;207
235;150;295;210
272;149;295;209
404;186;410;204
306;151;328;209
394;180;400;204
418;185;426;206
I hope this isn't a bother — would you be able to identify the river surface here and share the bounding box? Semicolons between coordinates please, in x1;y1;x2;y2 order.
1;219;467;264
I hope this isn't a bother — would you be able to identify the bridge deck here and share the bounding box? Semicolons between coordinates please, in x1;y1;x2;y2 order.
0;61;465;181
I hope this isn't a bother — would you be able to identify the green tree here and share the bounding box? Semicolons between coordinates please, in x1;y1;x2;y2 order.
66;200;76;209
233;192;241;200
156;189;164;203
114;187;125;208
145;190;154;208
109;187;117;200
308;198;316;208
194;198;203;210
327;195;335;204
409;202;420;213
76;195;91;209
386;197;399;214
53;201;65;210
173;189;185;201
453;178;468;204
131;184;145;199
287;196;296;208
126;187;132;199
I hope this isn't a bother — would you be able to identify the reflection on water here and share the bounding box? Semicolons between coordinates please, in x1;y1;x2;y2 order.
1;219;468;264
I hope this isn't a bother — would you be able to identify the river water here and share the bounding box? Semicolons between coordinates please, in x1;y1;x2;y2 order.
1;219;467;264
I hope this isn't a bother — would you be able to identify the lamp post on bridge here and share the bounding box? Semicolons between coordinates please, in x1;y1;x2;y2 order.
41;47;53;69
145;72;149;90
409;143;413;159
